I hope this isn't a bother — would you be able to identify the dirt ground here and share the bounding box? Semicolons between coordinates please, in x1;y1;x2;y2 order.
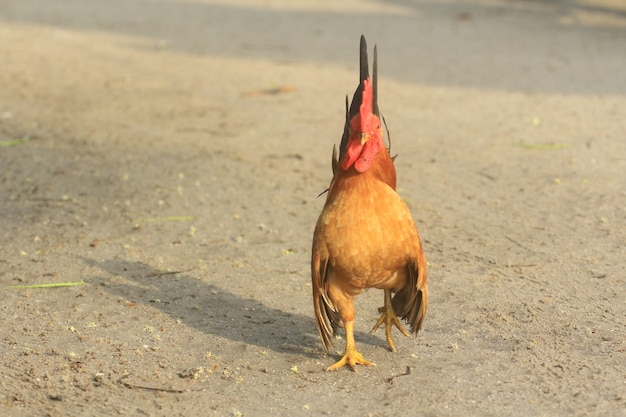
1;0;625;416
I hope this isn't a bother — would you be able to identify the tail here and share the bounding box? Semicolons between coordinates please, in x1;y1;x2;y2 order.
392;258;428;335
351;34;379;118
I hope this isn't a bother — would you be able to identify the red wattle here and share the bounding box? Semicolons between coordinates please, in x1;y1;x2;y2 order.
341;139;363;170
354;136;382;172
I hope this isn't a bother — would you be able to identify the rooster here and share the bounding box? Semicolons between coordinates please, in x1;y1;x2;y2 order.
311;36;428;371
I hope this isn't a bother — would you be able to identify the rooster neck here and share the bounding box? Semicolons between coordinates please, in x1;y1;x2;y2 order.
327;148;396;202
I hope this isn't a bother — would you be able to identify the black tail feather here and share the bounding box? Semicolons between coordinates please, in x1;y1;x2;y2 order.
373;44;379;117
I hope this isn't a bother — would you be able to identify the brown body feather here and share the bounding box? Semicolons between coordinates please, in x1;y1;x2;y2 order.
312;147;427;352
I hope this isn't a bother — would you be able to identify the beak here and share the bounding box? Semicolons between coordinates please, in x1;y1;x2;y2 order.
360;132;369;145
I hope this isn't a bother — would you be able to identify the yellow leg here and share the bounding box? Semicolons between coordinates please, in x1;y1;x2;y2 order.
326;321;375;371
371;289;410;352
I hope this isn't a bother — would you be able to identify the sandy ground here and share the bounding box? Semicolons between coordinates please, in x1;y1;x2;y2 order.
1;0;625;416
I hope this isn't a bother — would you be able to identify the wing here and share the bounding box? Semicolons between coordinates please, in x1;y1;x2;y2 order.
392;234;428;334
311;239;340;352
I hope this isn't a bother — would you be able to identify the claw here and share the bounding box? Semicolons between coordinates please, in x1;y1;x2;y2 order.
326;320;375;371
326;347;375;372
370;290;410;352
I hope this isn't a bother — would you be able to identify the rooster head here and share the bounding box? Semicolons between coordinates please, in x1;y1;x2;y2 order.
338;35;384;173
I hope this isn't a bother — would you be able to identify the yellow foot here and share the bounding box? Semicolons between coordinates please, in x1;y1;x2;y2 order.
326;348;375;372
371;304;410;352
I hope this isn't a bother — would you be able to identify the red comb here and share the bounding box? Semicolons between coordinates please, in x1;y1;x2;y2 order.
359;78;375;132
